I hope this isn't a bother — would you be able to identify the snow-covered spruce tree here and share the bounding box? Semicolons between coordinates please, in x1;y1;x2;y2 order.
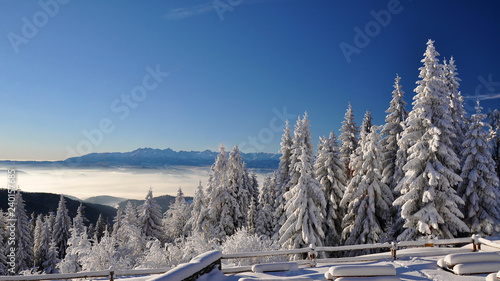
205;144;240;241
279;113;326;250
458;101;500;236
247;171;260;234
341;126;393;249
393;40;469;241
124;201;139;227
53;195;71;259
14;191;34;272
443;57;468;158
42;240;59;274
227;145;248;229
488;109;500;178
185;181;206;234
94;213;106;242
164;187;191;242
273;120;293;240
314;131;347;248
339;102;359;178
381;74;408;192
255;175;275;238
114;215;146;269
73;203;87;237
34;214;51;270
112;208;124;239
360;110;373;138
80;230;123;271
0;210;7;275
137;239;168;269
57;227;91;274
138;188;164;242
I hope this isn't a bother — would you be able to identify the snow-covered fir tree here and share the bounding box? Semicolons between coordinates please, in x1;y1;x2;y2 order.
34;214;51;270
458;101;500;236
393;40;469;241
73;203;87;237
204;144;247;241
124;201;139;227
80;230;122;271
0;210;7;275
339;102;359;177
164;187;191;242
114;214;146;269
279;113;326;250
13;191;34;272
138;188;164;242
42;240;60;274
112;208;124;238
227;145;248;229
341;126;394;248
94;214;107;242
443;57;468;158
57;227;91;274
314;131;347;247
247;171;260;233
255;175;275;238
53;195;71;259
360;110;373;138
273;120;293;240
381;74;408;192
488;109;500;178
185;181;206;234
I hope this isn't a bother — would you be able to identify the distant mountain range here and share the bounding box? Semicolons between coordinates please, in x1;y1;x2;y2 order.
0;147;280;169
84;195;128;207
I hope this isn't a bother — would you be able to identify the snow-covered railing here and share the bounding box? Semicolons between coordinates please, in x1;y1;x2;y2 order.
475;236;500;251
222;236;482;273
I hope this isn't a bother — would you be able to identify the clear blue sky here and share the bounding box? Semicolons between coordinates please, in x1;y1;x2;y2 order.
1;0;499;160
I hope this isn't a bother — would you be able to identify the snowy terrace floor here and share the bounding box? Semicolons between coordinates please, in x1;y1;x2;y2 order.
84;240;500;281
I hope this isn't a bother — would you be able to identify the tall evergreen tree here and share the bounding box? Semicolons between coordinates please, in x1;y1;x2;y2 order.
273;120;293;239
164;187;191;241
443;57;468;158
393;40;469;240
227;145;248;229
341;126;393;248
124;202;139;227
138;188;164;242
488;109;500;179
458;101;500;236
360;110;373;139
42;240;59;274
186;181;206;234
94;214;106;242
0;210;8;275
73;203;87;237
339;102;359;178
255;175;275;238
53;195;71;260
381;74;408;192
247;171;259;233
279;113;326;250
314;131;347;247
34;214;51;270
14;191;34;272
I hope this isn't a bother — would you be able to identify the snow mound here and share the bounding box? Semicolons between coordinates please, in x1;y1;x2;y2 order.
251;262;299;273
328;264;396;277
443;252;500;267
486;272;499;281
238;277;313;281
147;250;222;281
453;261;500;275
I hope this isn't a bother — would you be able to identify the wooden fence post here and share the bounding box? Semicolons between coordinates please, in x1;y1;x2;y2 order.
109;270;114;281
308;243;317;267
391;241;397;260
